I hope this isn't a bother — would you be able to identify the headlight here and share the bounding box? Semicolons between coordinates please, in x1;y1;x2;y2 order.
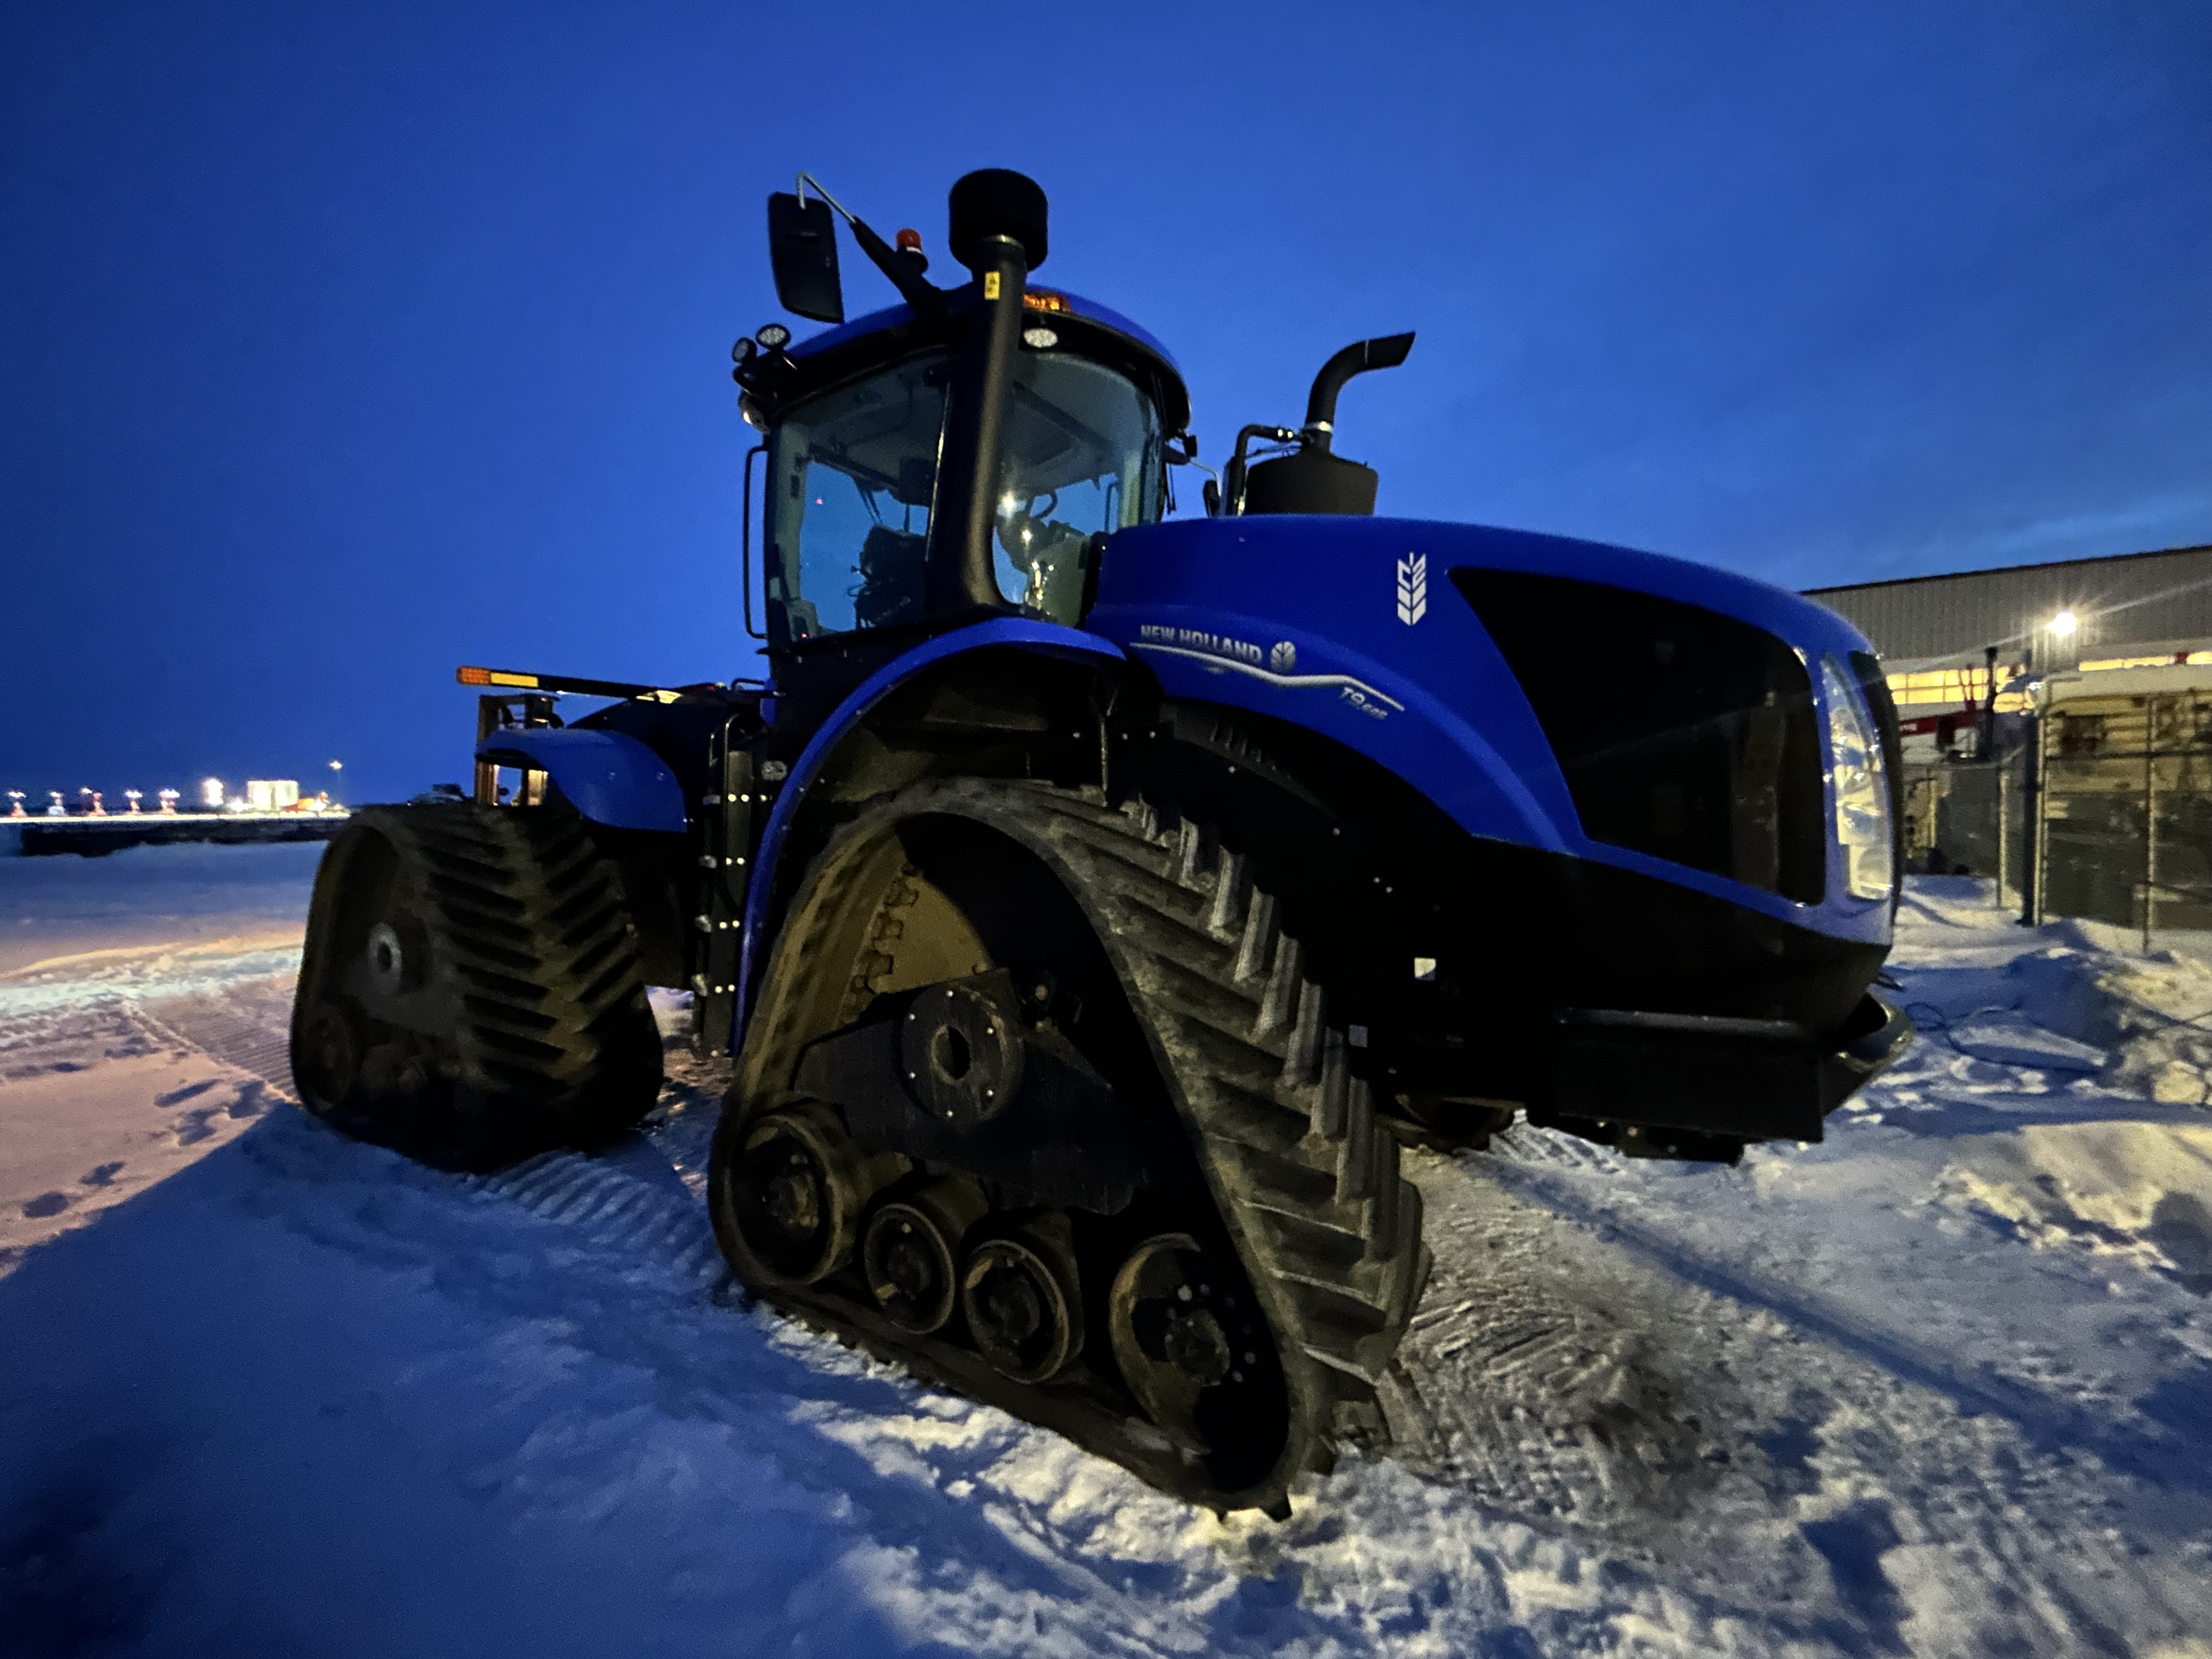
1821;656;1893;901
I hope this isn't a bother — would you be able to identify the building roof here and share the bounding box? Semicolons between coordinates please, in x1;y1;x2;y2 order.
1803;543;2212;670
1805;541;2212;599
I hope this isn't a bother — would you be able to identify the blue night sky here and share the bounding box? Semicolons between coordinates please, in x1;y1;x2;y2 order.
4;2;2208;805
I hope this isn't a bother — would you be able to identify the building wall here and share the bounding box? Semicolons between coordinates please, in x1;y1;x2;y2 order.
1806;544;2212;673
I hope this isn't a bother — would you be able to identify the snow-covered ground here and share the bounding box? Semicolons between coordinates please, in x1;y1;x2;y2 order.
2;848;2208;1656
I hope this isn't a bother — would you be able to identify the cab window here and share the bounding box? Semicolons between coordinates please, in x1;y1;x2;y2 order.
765;354;947;645
763;348;1163;643
989;353;1164;623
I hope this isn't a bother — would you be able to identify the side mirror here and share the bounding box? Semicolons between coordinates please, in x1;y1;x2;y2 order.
768;193;844;323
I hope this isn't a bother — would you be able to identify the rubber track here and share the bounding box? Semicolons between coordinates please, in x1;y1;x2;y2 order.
1014;786;1434;1460
298;804;661;1163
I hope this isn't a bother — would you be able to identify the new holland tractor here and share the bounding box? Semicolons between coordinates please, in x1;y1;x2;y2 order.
290;169;1912;1516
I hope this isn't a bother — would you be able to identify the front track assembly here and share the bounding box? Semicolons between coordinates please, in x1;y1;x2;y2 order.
711;780;1429;1513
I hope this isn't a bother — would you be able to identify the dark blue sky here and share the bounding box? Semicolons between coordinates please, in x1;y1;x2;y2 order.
5;1;2208;805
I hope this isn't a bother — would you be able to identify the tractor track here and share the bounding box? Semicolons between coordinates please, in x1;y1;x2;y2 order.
719;779;1431;1509
1023;785;1432;1444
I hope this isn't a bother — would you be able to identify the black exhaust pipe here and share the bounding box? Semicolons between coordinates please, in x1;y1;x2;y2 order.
1301;332;1414;452
1239;332;1415;516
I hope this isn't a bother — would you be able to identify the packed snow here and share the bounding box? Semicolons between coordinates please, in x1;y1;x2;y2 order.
2;847;2208;1656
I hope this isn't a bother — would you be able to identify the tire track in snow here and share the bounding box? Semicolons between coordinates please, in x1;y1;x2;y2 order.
1393;1144;2209;1654
136;994;298;1100
142;967;2212;1654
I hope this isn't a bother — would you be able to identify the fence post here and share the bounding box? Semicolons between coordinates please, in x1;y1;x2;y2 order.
2145;696;2159;954
1996;757;2009;912
2021;710;2041;927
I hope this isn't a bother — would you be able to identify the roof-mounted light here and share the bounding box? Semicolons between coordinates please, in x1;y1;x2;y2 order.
1022;290;1068;313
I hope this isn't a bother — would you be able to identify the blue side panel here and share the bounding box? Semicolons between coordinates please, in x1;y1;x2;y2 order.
1086;515;1889;947
475;728;688;833
733;619;1127;1044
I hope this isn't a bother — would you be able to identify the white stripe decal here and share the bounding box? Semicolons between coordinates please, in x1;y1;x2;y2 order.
1130;642;1406;711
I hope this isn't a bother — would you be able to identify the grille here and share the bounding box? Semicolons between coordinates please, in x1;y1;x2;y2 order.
1453;568;1826;902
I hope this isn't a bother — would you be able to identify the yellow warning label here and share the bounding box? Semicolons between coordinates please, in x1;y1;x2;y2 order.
983;272;1001;300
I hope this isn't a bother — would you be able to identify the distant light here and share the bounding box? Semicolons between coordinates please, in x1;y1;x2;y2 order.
2050;610;2078;638
329;759;342;771
202;777;224;809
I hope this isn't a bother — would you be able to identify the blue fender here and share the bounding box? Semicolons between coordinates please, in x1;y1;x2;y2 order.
475;727;687;833
734;619;1126;1042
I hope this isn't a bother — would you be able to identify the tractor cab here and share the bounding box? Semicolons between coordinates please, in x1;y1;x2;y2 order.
760;324;1170;644
732;170;1190;718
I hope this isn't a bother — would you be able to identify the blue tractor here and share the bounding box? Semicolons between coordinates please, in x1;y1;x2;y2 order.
291;170;1912;1515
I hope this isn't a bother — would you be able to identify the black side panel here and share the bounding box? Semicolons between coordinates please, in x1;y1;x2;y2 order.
1451;568;1825;904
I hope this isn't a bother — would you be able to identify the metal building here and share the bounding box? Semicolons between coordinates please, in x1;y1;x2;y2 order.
1807;542;2212;740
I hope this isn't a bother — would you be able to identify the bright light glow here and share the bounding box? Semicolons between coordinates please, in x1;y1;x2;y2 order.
329;759;342;771
1000;493;1020;516
2050;610;2078;638
1822;657;1894;901
201;777;224;809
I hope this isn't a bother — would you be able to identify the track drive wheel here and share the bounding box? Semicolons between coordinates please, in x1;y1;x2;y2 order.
289;803;662;1171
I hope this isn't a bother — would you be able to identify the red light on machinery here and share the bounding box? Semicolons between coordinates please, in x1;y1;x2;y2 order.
895;228;922;252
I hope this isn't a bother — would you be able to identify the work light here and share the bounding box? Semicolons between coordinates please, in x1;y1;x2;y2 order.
1821;656;1893;901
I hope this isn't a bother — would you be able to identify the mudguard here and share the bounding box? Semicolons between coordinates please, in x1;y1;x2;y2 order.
475;727;687;833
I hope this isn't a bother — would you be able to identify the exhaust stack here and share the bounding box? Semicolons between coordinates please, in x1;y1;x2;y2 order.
1236;332;1414;517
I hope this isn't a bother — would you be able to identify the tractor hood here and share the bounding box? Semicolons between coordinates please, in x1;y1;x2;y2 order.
1085;515;1891;945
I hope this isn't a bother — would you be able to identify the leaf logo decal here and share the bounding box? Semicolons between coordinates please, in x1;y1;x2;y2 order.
1396;552;1427;626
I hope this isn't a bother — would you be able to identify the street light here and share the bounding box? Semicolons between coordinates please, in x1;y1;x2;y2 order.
2050;610;2077;639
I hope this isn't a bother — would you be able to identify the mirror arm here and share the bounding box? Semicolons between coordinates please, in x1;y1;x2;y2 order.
798;173;946;319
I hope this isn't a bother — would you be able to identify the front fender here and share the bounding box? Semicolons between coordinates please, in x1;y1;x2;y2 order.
475;727;687;833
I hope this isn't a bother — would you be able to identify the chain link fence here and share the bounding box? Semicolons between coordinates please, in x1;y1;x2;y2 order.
1900;751;2028;901
1896;684;2212;947
2040;686;2212;938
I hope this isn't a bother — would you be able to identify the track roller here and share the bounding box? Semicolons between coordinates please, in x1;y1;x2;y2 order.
716;1102;904;1286
961;1210;1084;1384
863;1176;989;1334
1109;1232;1280;1460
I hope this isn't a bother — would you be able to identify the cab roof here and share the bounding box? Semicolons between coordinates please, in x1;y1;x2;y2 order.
784;287;1189;435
